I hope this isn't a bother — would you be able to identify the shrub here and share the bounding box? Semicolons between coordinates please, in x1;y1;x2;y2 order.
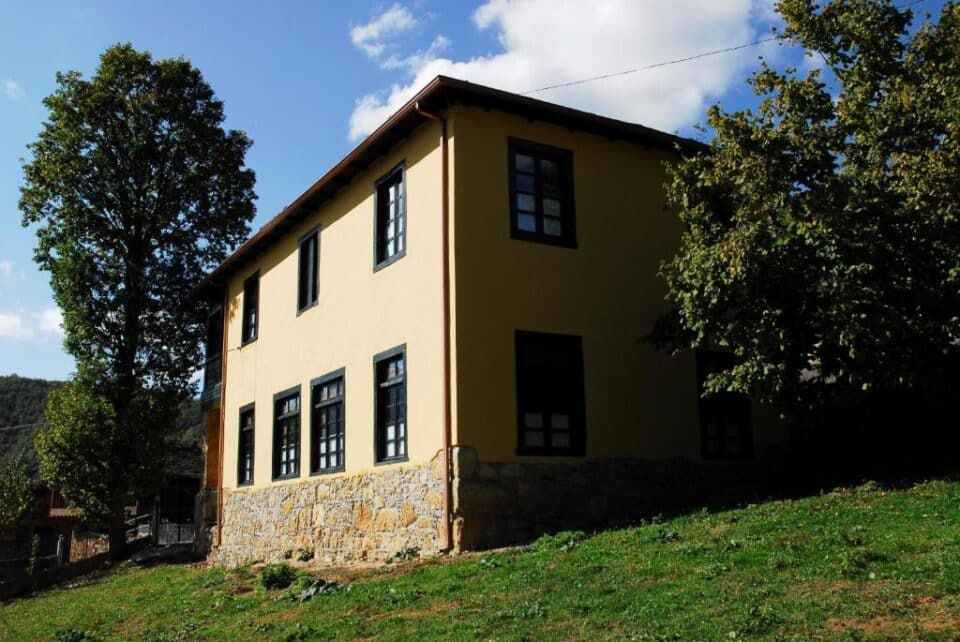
260;563;298;590
532;530;586;552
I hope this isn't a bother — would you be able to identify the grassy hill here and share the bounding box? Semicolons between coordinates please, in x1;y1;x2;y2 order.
1;478;957;641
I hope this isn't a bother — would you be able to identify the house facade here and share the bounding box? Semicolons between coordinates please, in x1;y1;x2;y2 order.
196;76;787;566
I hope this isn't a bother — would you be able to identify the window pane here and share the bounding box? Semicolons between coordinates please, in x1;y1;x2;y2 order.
551;432;571;448
543;218;563;236
524;431;544;447
551;413;569;430
524;412;543;429
515;154;535;173
518;213;536;232
516;193;535;212
543;198;561;217
541;159;559;182
516;173;535;193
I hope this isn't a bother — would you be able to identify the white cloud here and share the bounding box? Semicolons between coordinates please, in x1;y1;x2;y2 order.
3;79;24;100
35;308;64;337
349;0;780;140
0;312;32;339
351;3;418;58
0;307;64;340
0;260;12;281
382;35;450;73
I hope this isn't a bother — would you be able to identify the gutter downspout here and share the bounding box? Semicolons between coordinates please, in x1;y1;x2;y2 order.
216;290;228;547
415;101;454;554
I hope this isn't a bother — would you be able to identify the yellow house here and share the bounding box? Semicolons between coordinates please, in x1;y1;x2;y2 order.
195;76;787;565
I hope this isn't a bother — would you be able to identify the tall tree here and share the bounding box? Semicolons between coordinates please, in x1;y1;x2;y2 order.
661;1;960;412
20;44;256;558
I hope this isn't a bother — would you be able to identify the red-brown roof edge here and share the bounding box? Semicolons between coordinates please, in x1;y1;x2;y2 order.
195;75;705;297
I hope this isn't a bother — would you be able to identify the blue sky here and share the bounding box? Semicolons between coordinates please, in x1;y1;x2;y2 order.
0;0;943;380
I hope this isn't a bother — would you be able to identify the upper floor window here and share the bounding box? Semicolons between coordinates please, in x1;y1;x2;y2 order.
696;350;753;460
374;346;407;463
298;228;319;312
202;306;223;391
515;331;586;456
374;163;406;270
273;387;301;479
237;404;255;486
311;370;345;474
508;138;576;248
241;272;259;344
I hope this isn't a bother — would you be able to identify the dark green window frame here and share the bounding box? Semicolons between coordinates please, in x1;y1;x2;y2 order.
515;330;586;456
508;138;576;248
297;227;320;313
272;386;301;480
241;271;259;345
237;403;255;486
695;350;754;461
374;345;407;464
310;368;346;475
374;162;406;271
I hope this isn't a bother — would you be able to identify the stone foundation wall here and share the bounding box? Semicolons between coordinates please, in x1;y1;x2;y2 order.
451;446;768;550
212;452;445;566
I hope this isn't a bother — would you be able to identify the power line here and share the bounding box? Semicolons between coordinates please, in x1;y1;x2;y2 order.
0;422;42;433
522;0;930;96
523;37;780;95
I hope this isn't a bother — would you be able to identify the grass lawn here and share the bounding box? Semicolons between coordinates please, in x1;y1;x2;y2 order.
1;478;958;641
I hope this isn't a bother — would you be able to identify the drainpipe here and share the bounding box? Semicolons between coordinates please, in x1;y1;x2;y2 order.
415;101;454;554
216;289;228;547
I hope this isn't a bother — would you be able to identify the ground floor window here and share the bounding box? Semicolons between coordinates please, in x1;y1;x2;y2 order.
273;387;301;479
311;370;345;473
695;350;754;460
515;330;586;456
237;403;255;485
375;346;407;463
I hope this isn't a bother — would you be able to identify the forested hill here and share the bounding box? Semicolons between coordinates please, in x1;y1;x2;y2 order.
0;375;62;456
0;375;203;477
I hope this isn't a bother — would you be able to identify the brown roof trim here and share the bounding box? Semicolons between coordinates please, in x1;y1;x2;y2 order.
195;75;705;296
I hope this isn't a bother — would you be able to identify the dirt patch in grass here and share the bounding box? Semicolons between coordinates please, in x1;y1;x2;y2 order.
823;594;960;638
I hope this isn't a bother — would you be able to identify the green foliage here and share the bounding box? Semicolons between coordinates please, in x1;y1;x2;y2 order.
531;529;586;552
0;375;61;433
260;563;298;590
2;479;959;640
661;1;960;411
19;44;255;545
0;447;34;529
387;546;421;563
52;629;100;642
295;548;314;563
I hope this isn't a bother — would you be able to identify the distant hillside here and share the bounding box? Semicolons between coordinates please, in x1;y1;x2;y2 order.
0;375;62;459
0;375;203;478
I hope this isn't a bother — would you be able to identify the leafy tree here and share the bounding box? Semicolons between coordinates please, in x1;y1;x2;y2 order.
0;448;33;530
661;1;960;412
20;44;256;558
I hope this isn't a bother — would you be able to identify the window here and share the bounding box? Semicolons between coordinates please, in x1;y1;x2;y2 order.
374;346;406;462
515;331;586;455
237;404;255;486
298;228;319;312
508;138;576;247
696;350;753;460
311;370;345;474
241;272;259;344
273;387;301;479
374;163;406;270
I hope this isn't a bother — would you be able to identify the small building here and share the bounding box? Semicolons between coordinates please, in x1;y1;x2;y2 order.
195;76;787;566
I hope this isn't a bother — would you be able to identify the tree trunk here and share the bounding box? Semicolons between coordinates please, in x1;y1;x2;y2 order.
108;509;127;562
